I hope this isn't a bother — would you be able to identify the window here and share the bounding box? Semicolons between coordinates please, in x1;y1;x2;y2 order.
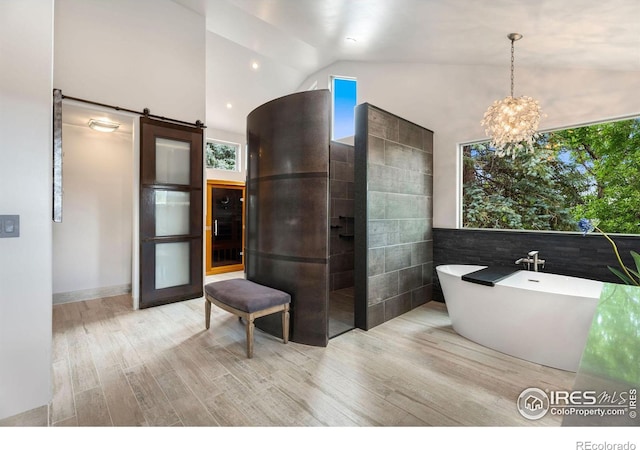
462;117;640;234
331;76;357;140
206;140;240;171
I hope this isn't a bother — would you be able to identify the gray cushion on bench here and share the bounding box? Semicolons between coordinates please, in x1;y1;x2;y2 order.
204;279;291;313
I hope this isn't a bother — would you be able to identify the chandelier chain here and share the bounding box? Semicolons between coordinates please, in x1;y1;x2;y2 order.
510;38;515;97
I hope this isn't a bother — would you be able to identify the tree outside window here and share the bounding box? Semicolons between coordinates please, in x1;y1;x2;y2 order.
462;117;640;234
206;140;239;171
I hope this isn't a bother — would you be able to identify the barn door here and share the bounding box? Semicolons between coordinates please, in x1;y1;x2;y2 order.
139;117;203;308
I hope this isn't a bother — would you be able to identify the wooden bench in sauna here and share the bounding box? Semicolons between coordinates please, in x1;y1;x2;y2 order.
204;279;291;358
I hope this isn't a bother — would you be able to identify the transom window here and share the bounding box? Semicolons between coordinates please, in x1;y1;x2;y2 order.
461;116;640;234
206;140;240;172
331;76;357;140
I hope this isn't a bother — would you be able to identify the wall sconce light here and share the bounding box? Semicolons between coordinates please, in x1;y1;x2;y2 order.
88;118;120;132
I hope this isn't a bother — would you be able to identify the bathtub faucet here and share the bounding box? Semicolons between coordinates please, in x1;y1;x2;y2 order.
515;250;545;272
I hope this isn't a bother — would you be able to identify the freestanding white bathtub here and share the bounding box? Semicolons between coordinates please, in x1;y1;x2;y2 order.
436;264;604;372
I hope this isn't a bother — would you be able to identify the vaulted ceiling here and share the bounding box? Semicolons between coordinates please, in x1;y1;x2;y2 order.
174;0;640;135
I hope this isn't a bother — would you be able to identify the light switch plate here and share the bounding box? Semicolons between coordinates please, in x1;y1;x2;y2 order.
0;215;20;238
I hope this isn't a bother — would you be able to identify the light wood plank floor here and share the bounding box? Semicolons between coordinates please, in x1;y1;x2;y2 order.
3;286;575;427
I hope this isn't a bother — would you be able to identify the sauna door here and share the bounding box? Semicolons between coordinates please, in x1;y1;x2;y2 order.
206;181;245;275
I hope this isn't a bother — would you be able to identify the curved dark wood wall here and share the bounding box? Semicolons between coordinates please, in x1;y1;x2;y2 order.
246;90;331;347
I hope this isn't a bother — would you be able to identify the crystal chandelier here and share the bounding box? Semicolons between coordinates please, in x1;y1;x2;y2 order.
481;33;543;158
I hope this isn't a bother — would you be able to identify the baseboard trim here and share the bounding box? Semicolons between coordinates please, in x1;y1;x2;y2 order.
53;284;131;305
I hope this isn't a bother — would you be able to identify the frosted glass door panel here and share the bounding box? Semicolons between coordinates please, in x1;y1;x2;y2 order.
156;242;190;289
156;138;190;184
140;118;203;308
155;191;190;236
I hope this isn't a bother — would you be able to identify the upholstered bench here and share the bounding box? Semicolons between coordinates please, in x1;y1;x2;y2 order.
204;279;290;358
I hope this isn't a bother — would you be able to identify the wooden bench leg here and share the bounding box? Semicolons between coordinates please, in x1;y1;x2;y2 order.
205;298;211;330
246;316;255;358
282;305;289;344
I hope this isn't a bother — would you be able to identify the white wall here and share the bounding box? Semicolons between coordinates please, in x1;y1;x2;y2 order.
54;0;206;122
55;0;206;308
299;61;640;228
205;128;247;183
0;0;207;421
205;31;305;137
0;0;54;420
53;124;133;303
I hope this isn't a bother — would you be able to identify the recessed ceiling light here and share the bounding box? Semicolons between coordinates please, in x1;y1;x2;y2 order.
226;103;233;109
345;36;357;43
251;62;259;70
88;118;120;132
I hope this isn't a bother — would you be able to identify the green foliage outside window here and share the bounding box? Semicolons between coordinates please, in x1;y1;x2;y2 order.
579;283;640;386
206;141;238;171
463;117;640;234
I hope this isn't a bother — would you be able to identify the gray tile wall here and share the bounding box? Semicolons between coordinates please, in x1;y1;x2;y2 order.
330;142;355;291
433;228;640;301
355;104;434;329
